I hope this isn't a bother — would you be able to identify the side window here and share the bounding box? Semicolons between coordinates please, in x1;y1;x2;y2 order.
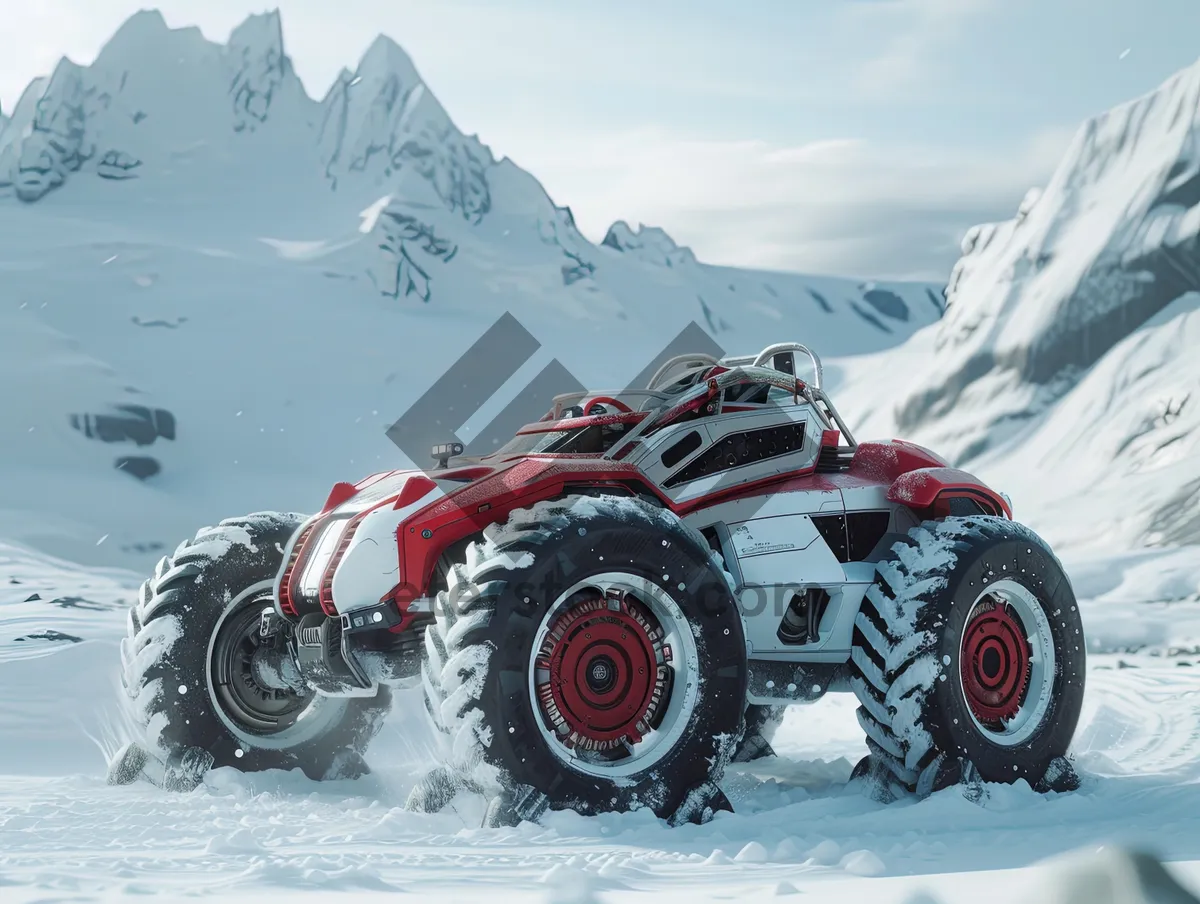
664;422;806;488
660;430;702;469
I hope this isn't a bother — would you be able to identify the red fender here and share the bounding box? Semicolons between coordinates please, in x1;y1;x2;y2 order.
886;466;1012;519
849;439;949;483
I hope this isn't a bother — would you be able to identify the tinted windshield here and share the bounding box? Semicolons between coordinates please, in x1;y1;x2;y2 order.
490;421;636;457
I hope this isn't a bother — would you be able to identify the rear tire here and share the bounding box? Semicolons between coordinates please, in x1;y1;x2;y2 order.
119;511;392;780
732;704;785;762
849;516;1085;797
415;495;748;820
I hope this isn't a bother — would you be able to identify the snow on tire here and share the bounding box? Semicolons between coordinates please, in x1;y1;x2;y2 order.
850;515;1086;798
119;511;392;781
409;495;748;823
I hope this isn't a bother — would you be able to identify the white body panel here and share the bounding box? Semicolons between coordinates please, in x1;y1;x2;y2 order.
627;405;820;506
685;487;893;662
328;478;444;614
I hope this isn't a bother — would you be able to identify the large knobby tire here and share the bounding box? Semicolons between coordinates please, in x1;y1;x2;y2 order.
417;495;748;821
119;511;392;780
850;516;1086;798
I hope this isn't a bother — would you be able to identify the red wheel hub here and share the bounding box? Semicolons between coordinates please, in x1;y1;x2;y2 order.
960;598;1031;724
534;590;669;752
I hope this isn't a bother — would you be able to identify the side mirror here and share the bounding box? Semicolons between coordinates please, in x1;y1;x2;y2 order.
431;442;464;470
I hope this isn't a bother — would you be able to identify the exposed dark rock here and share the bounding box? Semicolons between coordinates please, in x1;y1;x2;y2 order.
96;150;142;180
697;296;730;333
23;593;41;602
806;288;833;313
130;316;187;328
70;404;175;445
373;210;458;301
861;287;910;321
44;596;109;610
115;455;161;480
561;249;595;286
849;300;891;333
925;286;946;314
15;630;83;643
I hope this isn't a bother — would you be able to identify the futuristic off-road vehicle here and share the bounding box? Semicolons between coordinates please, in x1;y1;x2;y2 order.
115;342;1086;822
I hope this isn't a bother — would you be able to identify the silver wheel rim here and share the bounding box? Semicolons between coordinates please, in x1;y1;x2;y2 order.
528;572;700;779
206;581;348;751
957;578;1056;748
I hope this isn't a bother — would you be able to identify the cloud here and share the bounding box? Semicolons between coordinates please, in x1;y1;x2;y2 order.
0;0;1078;284
847;0;998;100
510;124;1074;282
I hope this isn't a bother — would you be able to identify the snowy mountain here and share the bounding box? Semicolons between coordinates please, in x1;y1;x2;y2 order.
0;10;941;570
7;15;1200;904
840;57;1200;555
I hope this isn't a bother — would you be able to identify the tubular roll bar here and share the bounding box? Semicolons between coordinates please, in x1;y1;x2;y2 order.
751;342;824;391
645;354;722;391
605;360;857;460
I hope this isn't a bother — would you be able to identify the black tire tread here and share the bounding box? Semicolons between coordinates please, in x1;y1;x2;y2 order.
118;511;391;779
848;515;1078;797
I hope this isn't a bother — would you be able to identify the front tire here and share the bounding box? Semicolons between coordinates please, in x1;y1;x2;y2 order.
119;512;392;780
849;516;1085;797
415;495;748;821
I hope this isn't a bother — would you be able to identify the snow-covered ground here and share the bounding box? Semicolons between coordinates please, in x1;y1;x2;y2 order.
4;8;1200;904
3;538;1200;902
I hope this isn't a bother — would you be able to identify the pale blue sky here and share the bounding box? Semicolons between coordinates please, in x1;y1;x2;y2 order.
3;0;1200;280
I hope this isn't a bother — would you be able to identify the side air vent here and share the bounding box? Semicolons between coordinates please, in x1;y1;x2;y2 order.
811;511;891;563
945;495;987;516
816;445;856;473
664;422;806;488
278;520;318;616
661;430;702;469
847;511;891;561
811;514;848;561
700;526;724;557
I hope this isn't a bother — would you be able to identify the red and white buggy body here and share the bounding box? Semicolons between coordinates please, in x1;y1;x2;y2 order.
116;343;1085;820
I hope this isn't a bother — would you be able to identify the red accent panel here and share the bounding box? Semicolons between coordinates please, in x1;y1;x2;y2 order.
849;439;949;484
318;514;364;616
437;466;495;482
278;521;318;617
611;440;641;461
355;471;397;490
394;474;437;510
674;465;825;515
581;395;633;414
516;411;647;435
321;481;358;513
398;459;662;597
886;466;1011;518
821;429;840;448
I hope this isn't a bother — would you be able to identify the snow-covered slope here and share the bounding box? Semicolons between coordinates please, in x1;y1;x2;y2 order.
840;57;1200;555
0;10;940;571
